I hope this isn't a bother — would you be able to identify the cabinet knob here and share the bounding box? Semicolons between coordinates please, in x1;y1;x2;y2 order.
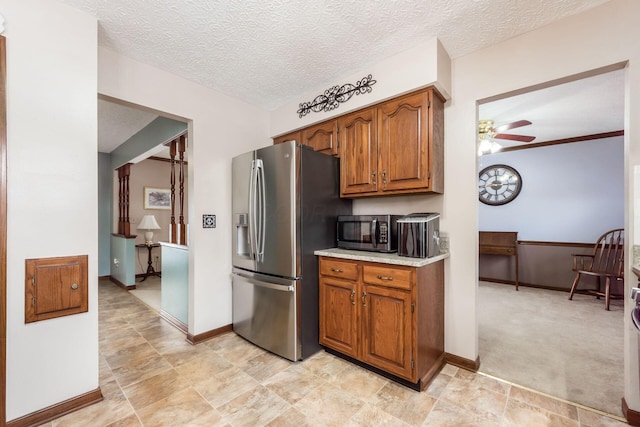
71;283;79;290
376;275;393;281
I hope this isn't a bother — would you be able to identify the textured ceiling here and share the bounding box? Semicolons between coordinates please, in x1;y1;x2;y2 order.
98;99;158;153
62;0;617;153
59;0;610;111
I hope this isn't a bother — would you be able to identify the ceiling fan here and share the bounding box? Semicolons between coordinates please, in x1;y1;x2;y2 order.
478;119;536;154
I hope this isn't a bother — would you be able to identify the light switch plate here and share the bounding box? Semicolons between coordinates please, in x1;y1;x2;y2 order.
203;214;216;228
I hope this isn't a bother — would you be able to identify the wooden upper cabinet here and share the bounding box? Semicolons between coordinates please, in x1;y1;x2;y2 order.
340;87;444;198
379;90;429;192
338;107;378;196
301;119;338;156
274;86;444;197
273;130;301;145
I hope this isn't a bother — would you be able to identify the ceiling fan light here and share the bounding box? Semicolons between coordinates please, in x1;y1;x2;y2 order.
490;141;502;153
479;139;492;153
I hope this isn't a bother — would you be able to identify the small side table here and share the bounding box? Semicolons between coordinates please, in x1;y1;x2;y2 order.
479;231;519;291
136;243;161;282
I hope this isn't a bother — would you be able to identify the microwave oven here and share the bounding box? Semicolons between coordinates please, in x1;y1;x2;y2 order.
336;215;401;252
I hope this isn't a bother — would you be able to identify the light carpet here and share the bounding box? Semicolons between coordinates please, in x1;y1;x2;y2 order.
478;281;624;417
128;276;161;312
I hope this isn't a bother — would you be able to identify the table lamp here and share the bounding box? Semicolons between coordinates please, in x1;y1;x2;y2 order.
137;215;161;245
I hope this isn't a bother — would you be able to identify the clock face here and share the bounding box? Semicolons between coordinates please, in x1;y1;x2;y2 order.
478;164;522;206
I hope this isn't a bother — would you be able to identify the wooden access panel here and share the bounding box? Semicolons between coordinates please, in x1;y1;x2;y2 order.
25;255;88;323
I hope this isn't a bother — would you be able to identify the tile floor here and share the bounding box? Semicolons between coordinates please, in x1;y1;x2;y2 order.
40;279;629;426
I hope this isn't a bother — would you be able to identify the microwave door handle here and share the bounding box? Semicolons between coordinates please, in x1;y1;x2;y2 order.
372;218;378;248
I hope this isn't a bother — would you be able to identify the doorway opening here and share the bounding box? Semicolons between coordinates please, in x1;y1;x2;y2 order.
98;96;191;332
476;67;625;416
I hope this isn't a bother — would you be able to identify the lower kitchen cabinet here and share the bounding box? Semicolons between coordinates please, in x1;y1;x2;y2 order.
318;256;444;390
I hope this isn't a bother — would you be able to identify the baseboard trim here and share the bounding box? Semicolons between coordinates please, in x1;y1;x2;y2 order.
186;324;233;345
444;352;480;372
622;398;640;426
7;388;103;427
160;310;188;334
108;276;136;290
479;277;570;293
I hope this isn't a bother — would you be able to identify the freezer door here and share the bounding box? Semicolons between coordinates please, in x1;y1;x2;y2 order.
232;150;256;271
232;269;301;361
255;142;299;278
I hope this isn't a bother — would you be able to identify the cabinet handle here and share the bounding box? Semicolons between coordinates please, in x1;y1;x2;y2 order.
330;268;343;273
381;169;387;185
350;289;355;305
371;171;377;186
362;291;367;307
376;275;394;281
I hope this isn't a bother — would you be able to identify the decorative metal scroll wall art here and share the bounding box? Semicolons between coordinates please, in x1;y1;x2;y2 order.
297;74;377;118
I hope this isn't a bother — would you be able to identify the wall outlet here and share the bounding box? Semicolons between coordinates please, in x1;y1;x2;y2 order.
113;258;120;269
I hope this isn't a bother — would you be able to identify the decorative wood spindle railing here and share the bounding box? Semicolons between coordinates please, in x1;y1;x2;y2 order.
116;164;132;236
169;134;187;245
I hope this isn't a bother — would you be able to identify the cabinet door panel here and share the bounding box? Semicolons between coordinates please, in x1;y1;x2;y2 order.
378;91;429;191
319;277;359;358
339;108;378;196
273;131;301;145
301;120;338;156
361;285;413;380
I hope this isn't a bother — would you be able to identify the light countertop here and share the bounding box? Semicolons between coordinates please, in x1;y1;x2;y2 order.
314;248;449;267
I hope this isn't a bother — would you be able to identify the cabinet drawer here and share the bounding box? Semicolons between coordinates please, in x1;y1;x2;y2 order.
320;258;358;280
479;245;515;255
363;265;412;290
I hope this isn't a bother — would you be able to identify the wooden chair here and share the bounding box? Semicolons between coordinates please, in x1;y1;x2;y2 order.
568;228;624;310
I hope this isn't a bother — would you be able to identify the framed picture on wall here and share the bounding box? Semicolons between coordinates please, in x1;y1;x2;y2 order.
144;187;171;210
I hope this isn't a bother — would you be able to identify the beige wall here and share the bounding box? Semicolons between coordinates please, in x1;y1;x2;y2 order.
113;158;189;275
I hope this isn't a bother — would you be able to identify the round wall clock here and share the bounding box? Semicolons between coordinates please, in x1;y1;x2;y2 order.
478;164;522;206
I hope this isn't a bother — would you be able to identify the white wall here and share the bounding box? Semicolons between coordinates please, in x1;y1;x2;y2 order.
270;37;451;137
1;0;99;421
98;48;270;336
446;0;640;410
479;137;624;242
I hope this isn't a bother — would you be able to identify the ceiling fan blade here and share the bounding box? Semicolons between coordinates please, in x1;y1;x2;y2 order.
493;120;532;133
493;133;536;143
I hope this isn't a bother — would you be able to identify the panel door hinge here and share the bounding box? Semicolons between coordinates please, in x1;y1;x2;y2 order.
411;360;415;369
428;99;431;109
427;170;431;180
411;303;415;313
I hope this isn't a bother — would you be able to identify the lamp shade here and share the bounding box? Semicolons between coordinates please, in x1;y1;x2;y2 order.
137;215;160;230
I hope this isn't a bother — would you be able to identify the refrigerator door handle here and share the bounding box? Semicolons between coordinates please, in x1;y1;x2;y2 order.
256;159;266;261
233;272;294;292
249;159;258;260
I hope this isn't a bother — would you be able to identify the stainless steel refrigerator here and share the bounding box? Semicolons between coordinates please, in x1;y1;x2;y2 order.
232;141;351;361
